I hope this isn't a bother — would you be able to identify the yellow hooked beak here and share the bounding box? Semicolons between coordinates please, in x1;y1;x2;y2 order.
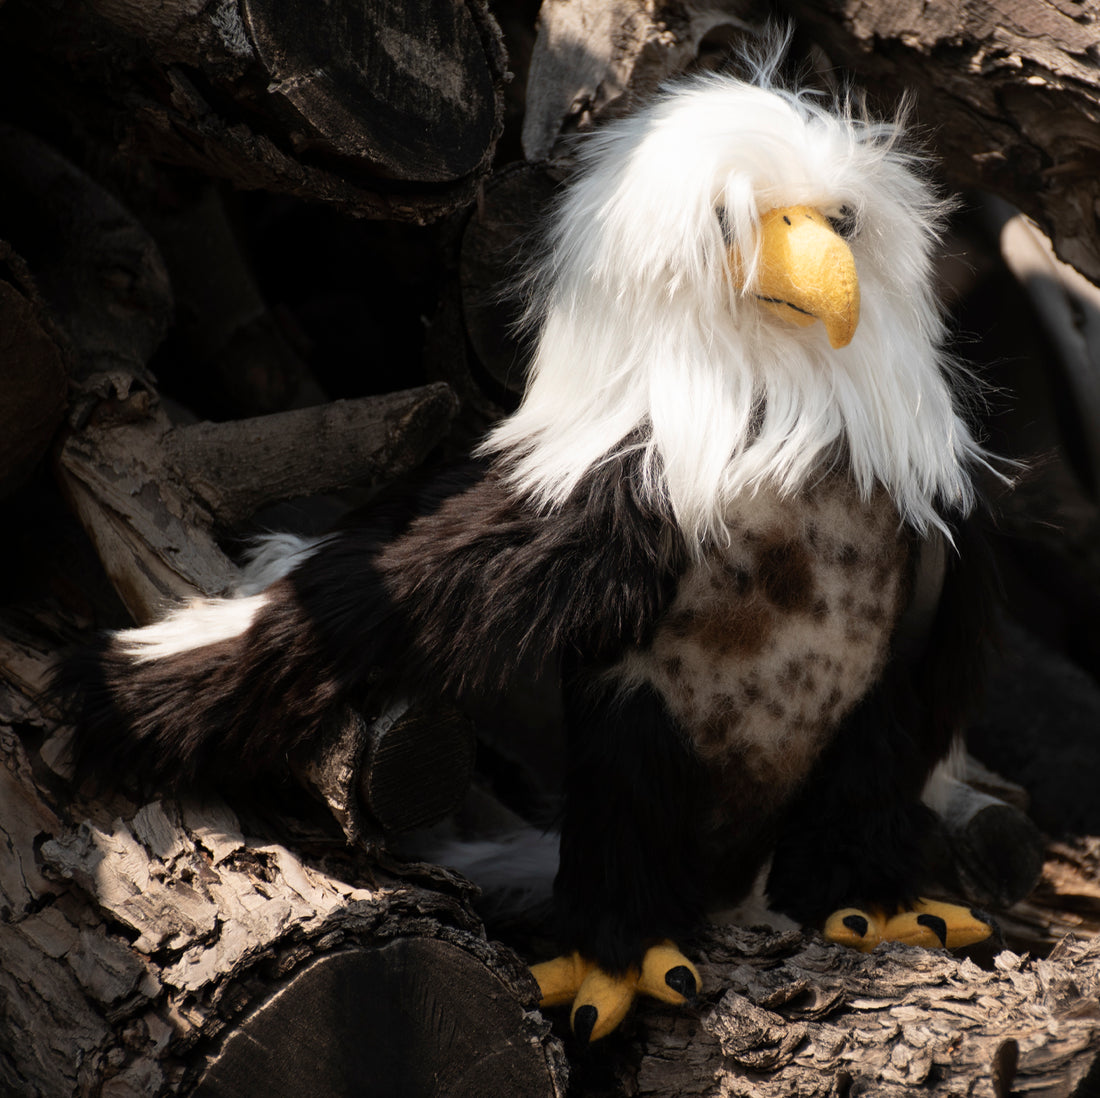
731;205;860;349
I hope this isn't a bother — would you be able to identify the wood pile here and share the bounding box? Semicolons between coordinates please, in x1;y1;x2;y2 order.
1;1;1100;1095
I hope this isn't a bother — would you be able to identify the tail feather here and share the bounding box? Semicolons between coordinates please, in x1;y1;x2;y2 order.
53;581;358;787
53;455;677;790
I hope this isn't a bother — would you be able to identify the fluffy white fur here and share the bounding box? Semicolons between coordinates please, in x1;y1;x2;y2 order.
235;532;325;597
116;594;269;663
480;59;988;550
115;534;324;662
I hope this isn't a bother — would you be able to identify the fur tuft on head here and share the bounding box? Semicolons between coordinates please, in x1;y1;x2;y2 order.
479;53;989;551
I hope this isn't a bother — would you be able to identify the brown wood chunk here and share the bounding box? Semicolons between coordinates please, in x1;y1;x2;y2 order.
193;941;556;1098
240;0;502;184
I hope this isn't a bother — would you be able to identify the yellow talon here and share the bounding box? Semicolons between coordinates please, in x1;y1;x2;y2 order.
637;939;701;1004
531;951;592;1008
823;906;886;952
571;966;638;1043
881;898;994;950
824;898;995;953
530;940;700;1042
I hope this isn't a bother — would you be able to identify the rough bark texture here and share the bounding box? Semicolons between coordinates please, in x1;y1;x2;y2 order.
0;640;565;1098
621;925;1100;1098
779;0;1100;286
56;384;457;622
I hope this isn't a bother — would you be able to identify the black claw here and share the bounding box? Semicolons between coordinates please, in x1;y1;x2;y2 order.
916;913;948;947
842;914;869;937
573;1004;598;1044
664;965;698;999
971;907;1004;946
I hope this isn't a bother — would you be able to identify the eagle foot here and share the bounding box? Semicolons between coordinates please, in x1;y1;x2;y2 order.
531;940;700;1043
824;898;995;953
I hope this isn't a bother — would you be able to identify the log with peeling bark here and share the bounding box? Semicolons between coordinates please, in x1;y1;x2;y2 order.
4;611;1100;1098
0;654;565;1098
0;0;506;223
619;925;1100;1098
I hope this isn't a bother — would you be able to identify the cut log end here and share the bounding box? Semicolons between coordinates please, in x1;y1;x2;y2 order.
193;941;556;1098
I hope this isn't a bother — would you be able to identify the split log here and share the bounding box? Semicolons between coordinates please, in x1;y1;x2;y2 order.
991;199;1100;498
302;701;477;848
521;0;753;161
0;0;507;222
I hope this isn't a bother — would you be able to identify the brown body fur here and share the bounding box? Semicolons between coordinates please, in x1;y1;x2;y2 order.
617;476;909;805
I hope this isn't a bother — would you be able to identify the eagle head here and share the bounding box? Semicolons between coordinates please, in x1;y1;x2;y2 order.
481;66;989;550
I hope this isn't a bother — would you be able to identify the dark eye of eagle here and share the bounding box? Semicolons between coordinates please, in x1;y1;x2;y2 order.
828;205;859;239
717;204;859;244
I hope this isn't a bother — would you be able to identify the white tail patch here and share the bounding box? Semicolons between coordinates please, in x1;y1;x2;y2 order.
920;737;967;815
236;533;324;596
116;594;268;663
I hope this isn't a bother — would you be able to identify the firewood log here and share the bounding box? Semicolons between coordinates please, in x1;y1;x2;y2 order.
0;0;507;222
0;642;564;1098
56;384;458;621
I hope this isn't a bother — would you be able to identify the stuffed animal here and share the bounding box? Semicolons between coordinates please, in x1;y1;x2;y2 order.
58;54;999;1043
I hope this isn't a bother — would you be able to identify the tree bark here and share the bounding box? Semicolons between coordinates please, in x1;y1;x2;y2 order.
779;0;1100;286
616;924;1100;1098
0;680;564;1097
56;384;458;621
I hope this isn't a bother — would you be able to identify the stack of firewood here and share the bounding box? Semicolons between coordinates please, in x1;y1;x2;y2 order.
2;1;1100;1095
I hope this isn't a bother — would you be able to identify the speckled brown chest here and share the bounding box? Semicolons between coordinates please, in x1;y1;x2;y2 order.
617;475;911;803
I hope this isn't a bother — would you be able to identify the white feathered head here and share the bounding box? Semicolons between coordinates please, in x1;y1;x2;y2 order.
480;58;987;550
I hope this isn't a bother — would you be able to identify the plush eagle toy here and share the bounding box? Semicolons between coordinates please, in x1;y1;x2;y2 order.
61;59;998;1043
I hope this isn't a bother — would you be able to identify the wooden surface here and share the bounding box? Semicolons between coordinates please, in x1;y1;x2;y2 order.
0;0;506;221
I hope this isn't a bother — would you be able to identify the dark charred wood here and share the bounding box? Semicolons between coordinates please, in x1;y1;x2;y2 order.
0;0;507;222
0;244;68;497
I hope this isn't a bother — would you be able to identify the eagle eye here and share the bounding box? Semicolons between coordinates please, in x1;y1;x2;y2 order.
828;205;858;240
